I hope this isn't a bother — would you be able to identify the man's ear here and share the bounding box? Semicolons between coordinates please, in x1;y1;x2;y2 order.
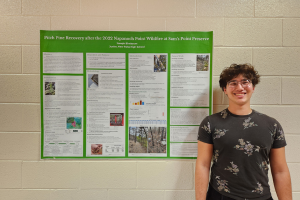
223;87;227;95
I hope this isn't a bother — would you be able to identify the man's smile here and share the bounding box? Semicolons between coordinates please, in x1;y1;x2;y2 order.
234;93;246;96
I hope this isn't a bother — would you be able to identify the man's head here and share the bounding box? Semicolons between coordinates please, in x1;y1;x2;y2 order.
219;63;260;91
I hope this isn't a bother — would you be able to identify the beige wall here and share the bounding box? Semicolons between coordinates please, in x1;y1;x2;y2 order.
0;0;300;199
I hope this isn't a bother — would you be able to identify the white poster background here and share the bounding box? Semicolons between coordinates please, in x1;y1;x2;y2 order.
43;52;83;74
170;108;209;126
86;70;126;157
43;75;83;157
86;53;126;69
170;126;199;142
170;143;198;157
128;53;168;157
171;53;210;107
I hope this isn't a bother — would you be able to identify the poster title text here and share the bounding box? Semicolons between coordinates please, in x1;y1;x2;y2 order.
44;35;210;41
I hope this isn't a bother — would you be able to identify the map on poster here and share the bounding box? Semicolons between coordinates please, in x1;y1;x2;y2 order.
40;30;213;159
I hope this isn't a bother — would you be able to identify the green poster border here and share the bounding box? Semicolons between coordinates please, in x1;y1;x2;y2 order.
40;32;43;158
83;51;86;157
40;30;213;159
167;53;171;158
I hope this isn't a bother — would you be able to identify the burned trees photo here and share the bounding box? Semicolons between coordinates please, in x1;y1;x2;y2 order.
129;126;166;154
129;127;148;153
147;127;166;153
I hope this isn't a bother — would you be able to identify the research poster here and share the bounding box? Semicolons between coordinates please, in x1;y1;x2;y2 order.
40;31;213;159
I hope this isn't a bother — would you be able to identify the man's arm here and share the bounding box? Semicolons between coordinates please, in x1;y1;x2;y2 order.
195;140;213;200
270;147;292;200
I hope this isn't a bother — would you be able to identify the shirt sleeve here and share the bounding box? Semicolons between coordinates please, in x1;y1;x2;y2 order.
198;116;213;144
272;121;287;148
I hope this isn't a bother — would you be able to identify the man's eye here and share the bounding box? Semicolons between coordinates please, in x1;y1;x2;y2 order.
230;82;237;86
242;81;249;85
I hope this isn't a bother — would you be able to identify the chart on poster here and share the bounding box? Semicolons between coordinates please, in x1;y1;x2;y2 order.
40;30;213;159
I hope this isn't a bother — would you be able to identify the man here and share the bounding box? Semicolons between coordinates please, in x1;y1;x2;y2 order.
195;64;292;200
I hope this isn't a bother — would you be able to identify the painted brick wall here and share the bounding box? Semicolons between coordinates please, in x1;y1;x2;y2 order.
0;0;299;199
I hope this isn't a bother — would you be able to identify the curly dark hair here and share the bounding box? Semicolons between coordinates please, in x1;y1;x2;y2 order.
219;63;260;91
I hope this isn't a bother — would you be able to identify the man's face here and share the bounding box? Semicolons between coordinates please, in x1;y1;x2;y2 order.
223;74;255;106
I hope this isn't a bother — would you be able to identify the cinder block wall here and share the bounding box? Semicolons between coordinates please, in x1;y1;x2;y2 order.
0;0;299;199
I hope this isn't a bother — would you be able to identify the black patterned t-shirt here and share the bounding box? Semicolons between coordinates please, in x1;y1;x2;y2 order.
198;109;286;200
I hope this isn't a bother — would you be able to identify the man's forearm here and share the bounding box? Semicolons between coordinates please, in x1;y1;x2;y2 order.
195;164;210;200
273;171;292;200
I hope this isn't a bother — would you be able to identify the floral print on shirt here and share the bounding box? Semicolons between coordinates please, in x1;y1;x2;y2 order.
252;182;263;194
270;123;285;140
243;117;258;129
213;129;228;139
201;122;211;134
215;176;230;193
270;124;277;140
220;109;228;119
257;161;269;171
225;162;239;175
213;150;219;163
199;109;286;199
233;139;261;156
276;129;285;140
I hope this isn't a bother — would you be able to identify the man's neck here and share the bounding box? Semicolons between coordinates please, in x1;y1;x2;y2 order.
228;104;252;115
